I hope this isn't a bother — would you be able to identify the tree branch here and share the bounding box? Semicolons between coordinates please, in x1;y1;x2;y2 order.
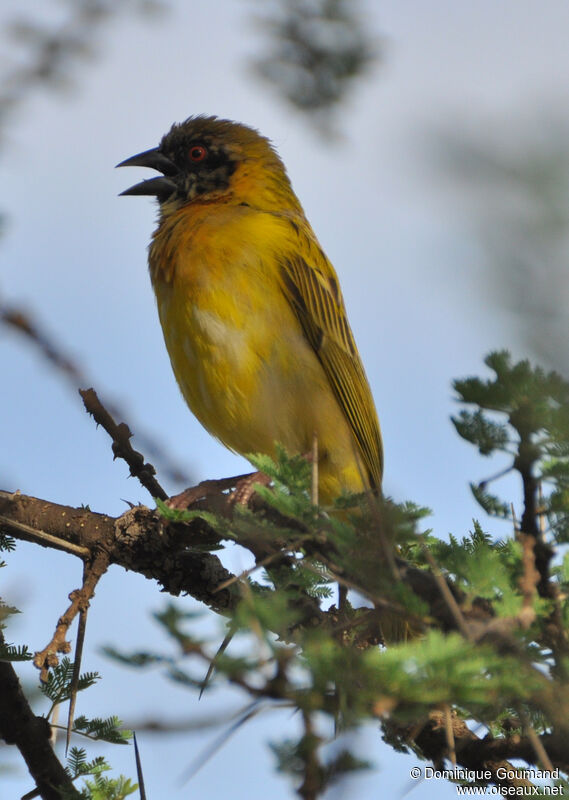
79;388;168;502
0;634;82;800
3;486;568;785
0;490;237;614
385;710;569;786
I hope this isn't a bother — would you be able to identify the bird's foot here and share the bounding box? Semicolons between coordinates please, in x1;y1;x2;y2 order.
166;471;271;511
229;470;272;507
166;477;235;510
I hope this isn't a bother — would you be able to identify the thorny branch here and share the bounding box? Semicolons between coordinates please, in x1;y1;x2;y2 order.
79;387;168;502
33;547;111;682
0;489;237;614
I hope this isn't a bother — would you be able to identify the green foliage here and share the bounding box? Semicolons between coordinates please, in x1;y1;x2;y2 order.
41;657;99;715
155;497;221;536
454;350;569;448
249;445;312;495
454;350;569;421
298;627;542;721
0;535;19;629
73;716;131;745
452;408;510;456
253;0;379;126
248;444;325;527
64;748;137;800
469;482;511;518
80;774;138;800
366;630;540;710
0;531;16;552
0;623;135;798
429;523;527;616
454;350;569;541
66;748;107;782
0;641;32;661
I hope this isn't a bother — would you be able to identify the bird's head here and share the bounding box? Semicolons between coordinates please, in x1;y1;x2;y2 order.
118;115;301;215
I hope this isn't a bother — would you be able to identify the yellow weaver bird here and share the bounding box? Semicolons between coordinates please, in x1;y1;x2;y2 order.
118;116;383;504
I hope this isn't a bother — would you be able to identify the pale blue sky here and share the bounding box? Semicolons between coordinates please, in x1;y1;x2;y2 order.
2;1;569;797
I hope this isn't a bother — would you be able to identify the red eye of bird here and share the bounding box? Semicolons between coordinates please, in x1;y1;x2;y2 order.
189;145;207;162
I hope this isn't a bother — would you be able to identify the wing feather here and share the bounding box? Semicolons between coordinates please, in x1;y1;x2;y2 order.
280;249;383;490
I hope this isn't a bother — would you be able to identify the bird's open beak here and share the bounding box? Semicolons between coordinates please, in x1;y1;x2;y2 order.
117;147;178;199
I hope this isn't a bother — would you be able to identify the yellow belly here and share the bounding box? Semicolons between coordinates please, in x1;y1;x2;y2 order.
150;204;367;502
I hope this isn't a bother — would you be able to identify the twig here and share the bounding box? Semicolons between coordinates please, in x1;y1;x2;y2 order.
80;387;168;502
214;536;313;593
65;572;90;754
419;542;473;641
33;548;110;681
477;464;514;488
511;503;518;534
311;431;318;507
518;708;555;773
443;705;456;766
367;487;401;582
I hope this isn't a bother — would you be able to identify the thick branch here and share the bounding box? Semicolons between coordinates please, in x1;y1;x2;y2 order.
5;488;558;660
385;711;569;785
0;490;238;614
0;488;497;638
0;635;81;800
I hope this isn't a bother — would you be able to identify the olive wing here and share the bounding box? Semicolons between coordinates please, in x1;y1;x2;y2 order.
280;251;383;490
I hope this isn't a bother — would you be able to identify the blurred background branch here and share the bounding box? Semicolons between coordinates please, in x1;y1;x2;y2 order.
251;0;381;135
0;0;166;141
